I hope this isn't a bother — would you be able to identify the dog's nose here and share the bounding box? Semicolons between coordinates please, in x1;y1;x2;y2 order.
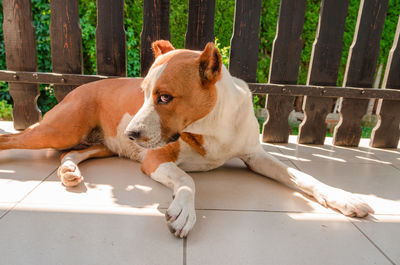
125;130;141;141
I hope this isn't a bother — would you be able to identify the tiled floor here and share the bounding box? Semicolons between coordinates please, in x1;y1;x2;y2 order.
0;121;399;265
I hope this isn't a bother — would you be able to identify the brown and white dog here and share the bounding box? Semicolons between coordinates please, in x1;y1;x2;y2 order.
0;40;373;237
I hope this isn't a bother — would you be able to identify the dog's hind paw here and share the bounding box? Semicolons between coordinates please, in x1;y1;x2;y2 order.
57;161;83;187
165;188;196;238
315;187;374;217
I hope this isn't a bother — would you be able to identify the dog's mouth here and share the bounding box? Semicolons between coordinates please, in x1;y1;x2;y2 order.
133;133;180;149
168;133;181;143
134;138;165;149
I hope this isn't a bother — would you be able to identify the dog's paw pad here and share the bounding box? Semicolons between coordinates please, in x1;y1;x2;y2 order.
57;161;83;187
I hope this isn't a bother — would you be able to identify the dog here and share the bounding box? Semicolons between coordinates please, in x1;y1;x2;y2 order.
0;40;373;238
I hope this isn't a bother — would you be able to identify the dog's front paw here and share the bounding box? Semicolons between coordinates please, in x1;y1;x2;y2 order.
165;187;196;238
315;187;374;217
57;160;83;187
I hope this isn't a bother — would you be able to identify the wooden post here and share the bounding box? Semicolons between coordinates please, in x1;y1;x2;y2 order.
96;0;126;76
262;0;307;143
185;0;215;51
2;0;41;129
298;0;349;144
370;16;400;148
229;0;262;82
50;0;83;102
333;0;388;147
140;0;170;77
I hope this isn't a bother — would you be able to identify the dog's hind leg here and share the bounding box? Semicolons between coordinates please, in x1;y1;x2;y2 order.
58;145;115;187
0;95;97;151
241;147;374;217
0;125;79;150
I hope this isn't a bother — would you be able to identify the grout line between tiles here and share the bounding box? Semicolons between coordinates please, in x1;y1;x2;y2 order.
389;163;400;172
350;220;396;265
193;208;336;215
285;159;301;171
183;237;187;265
0;168;57;220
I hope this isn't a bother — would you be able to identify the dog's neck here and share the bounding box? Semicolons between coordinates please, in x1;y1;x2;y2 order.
183;66;252;139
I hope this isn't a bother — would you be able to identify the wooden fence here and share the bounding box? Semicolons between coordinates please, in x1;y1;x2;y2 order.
1;0;400;148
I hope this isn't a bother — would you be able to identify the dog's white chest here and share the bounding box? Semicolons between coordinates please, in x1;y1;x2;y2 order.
177;136;237;172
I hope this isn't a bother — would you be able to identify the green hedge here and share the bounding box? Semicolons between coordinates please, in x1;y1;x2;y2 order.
0;0;399;119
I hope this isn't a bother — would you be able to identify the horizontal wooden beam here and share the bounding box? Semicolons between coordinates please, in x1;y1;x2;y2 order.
1;70;400;100
0;70;118;85
248;83;400;100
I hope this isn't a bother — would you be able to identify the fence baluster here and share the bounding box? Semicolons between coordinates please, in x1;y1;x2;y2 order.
262;0;306;143
229;0;261;82
298;0;349;144
50;0;83;102
370;16;400;148
96;0;126;76
333;0;388;147
185;0;215;51
2;0;41;129
140;0;170;77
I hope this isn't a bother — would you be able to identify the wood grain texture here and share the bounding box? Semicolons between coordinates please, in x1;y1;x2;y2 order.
333;0;389;146
185;0;215;51
140;0;170;76
96;0;126;76
1;70;400;100
50;0;83;102
248;83;400;100
298;0;349;144
2;0;41;129
262;0;307;143
0;70;116;85
370;16;400;148
229;0;261;82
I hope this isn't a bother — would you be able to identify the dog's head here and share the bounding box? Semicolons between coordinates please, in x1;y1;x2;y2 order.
125;40;222;149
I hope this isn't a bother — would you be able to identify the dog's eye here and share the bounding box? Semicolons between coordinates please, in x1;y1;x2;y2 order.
158;94;173;105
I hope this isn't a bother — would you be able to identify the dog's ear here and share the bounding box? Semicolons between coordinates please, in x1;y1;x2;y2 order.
152;40;175;58
198;42;222;85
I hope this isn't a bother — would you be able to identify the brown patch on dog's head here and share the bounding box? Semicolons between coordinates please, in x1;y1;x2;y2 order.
151;42;222;144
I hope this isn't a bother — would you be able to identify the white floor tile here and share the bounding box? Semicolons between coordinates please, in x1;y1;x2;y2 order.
187;210;392;265
193;159;330;213
0;208;183;265
352;215;400;265
0;149;59;203
16;157;173;210
291;160;400;215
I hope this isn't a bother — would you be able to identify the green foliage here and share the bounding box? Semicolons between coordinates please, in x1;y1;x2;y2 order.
170;0;188;48
298;0;320;85
337;0;360;86
215;38;230;68
124;0;143;77
214;0;234;48
257;0;279;84
380;0;400;79
0;99;12;120
79;0;97;75
37;85;57;114
32;0;51;72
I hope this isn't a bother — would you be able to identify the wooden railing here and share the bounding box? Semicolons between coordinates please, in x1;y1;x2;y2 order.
1;0;400;148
